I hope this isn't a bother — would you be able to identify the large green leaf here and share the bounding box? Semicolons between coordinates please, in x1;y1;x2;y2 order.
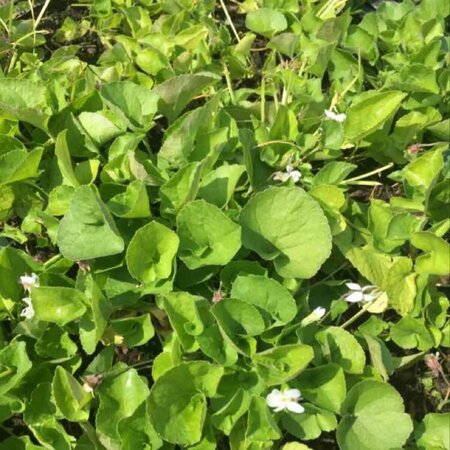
0;342;32;397
57;185;124;260
96;366;150;448
100;81;159;130
0;79;51;130
157;292;206;352
0;147;43;186
212;299;266;355
231;275;297;325
411;231;450;275
316;327;366;374
337;381;413;450
154;72;221;122
240;187;332;278
126;221;179;284
253;344;314;385
415;413;450;450
344;91;407;142
148;362;223;445
32;286;87;326
295;364;347;414
177;200;241;269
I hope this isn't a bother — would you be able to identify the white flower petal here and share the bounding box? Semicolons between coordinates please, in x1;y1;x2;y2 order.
362;292;378;302
345;282;362;291
284;388;301;400
266;389;283;408
345;291;364;303
288;170;301;183
361;285;376;292
273;172;289;182
313;307;326;319
286;401;305;414
334;113;346;123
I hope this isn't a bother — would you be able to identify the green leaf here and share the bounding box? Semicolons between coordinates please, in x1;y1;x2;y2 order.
154;72;221;122
211;389;251;435
107;180;151;218
57;185;124;260
177;200;241;269
197;324;239;367
295;364;346;414
198;164;246;208
415;413;450;450
79;274;112;355
411;231;450;275
390;317;435;350
212;299;266;355
316;327;366;374
126;221;179;284
246;397;281;441
281;404;337;440
253;344;314;386
148;362;223;445
158;291;206;352
32;286;87;326
52;366;90;422
110;315;155;347
337;381;413;450
160;161;203;215
0;342;32;397
35;325;77;359
240;187;332;279
100;81;159;130
96;366;150;447
231;275;297;325
313;162;357;186
246;8;288;37
344;91;407;142
0;79;51;130
0;147;43;186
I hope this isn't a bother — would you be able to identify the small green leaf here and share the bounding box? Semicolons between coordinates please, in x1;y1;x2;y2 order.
52;366;90;422
126;221;179;284
246;8;288;37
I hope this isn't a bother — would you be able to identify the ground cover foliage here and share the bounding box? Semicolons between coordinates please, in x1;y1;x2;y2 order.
0;0;449;448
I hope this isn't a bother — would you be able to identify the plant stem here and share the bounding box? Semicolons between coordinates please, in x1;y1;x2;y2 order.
223;63;235;104
218;0;240;42
343;162;394;183
340;301;373;329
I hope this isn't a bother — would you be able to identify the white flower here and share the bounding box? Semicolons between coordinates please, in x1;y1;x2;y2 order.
273;163;301;183
82;382;94;394
266;388;305;414
313;306;326;319
324;109;346;123
20;297;35;320
301;306;326;325
19;273;39;292
344;283;380;303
